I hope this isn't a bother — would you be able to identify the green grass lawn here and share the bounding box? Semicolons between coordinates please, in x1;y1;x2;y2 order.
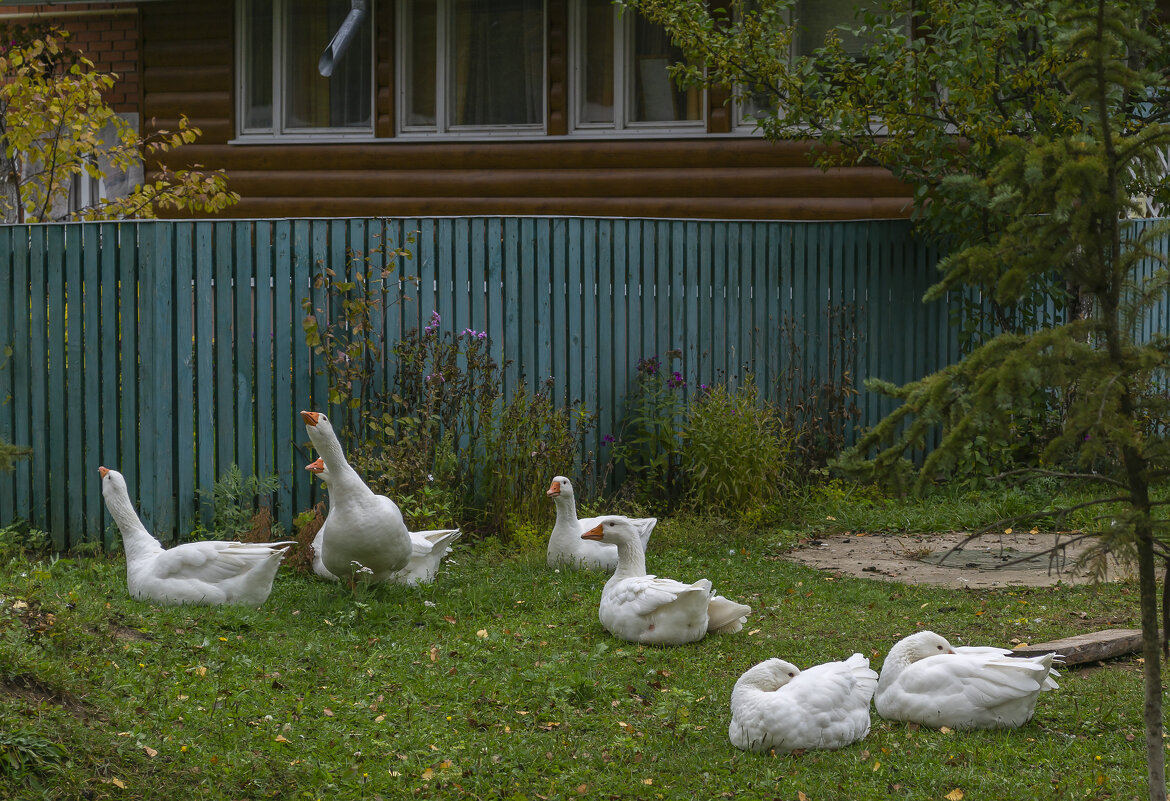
0;518;1148;800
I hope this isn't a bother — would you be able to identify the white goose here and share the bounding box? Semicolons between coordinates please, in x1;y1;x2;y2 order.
301;410;412;583
305;457;461;586
98;466;293;607
546;475;655;571
729;654;877;753
582;516;750;645
875;630;1061;730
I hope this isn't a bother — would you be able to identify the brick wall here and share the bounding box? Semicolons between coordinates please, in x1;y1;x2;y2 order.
0;3;140;113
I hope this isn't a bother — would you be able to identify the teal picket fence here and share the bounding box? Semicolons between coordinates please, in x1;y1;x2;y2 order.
0;216;966;548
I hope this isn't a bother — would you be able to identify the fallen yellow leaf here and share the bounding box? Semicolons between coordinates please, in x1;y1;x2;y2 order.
873;760;881;771
323;708;334;717
274;735;290;743
439;760;453;769
195;666;207;677
143;746;158;758
643;778;653;785
476;629;488;638
111;778;127;789
798;793;809;801
945;790;965;801
421;768;434;780
1004;527;1013;534
939;726;953;734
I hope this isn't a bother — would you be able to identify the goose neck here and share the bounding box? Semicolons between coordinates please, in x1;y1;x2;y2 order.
105;491;162;560
611;537;647;579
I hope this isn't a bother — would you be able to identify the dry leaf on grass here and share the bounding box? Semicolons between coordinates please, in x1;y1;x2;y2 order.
945;790;965;801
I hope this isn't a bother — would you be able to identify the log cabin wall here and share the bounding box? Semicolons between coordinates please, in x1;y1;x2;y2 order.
140;0;913;221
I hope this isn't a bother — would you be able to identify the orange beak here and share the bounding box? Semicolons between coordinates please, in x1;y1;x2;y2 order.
98;466;109;478
581;523;604;541
300;410;320;426
546;481;561;498
305;458;324;474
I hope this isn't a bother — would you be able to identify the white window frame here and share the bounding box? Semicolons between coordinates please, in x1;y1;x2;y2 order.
234;0;377;143
569;0;705;136
395;0;548;138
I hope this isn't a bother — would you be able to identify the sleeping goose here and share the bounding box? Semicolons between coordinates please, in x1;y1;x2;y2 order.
301;410;411;583
582;516;750;645
305;457;461;585
546;475;655;571
98;466;292;607
729;653;877;753
875;630;1061;729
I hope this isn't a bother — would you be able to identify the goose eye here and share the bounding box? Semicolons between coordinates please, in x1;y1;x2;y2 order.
937;645;944;650
787;672;795;677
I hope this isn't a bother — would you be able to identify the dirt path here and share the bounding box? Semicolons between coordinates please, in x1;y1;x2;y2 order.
783;530;1134;588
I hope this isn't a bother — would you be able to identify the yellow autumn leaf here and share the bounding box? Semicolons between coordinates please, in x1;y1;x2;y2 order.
872;761;881;771
143;746;158;758
274;735;290;743
939;726;953;734
421;768;434;780
945;790;964;801
476;629;488;638
111;778;127;789
439;760;453;770
643;778;653;785
798;793;808;801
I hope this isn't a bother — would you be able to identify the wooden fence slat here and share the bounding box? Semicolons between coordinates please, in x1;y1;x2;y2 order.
47;226;67;548
11;228;31;522
173;224;196;539
255;221;275;488
81;225;102;542
294;219;316;513
235;222;255;479
151;224;176;542
0;227;12;522
194;222;216;530
272;220;294;523
28;228;49;532
215;222;235;480
66;226;85;548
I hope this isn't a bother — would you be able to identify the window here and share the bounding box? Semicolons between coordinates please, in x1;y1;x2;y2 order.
238;0;374;139
399;0;546;134
573;0;703;132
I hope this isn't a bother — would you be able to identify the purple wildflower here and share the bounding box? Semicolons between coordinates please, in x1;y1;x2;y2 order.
667;371;686;389
602;434;616;446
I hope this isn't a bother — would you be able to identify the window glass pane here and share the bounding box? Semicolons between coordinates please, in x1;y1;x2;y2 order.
244;0;273;129
631;16;699;123
580;0;613;124
405;0;437;127
284;0;371;129
451;0;544;127
794;0;881;59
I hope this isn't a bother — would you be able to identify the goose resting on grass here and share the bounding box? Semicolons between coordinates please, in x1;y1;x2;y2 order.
729;654;877;753
582;515;750;645
546;475;655;571
875;630;1061;730
98;466;292;607
306;457;461;585
301;410;412;584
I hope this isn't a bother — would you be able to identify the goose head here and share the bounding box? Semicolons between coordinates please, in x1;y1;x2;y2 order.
301;410;342;457
893;631;956;663
305;457;328;482
97;465;128;498
546;475;575;501
735;658;801;692
581;516;638;545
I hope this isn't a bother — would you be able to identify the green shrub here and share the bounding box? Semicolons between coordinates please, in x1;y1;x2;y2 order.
679;377;794;516
193;465;283;541
610;351;688;510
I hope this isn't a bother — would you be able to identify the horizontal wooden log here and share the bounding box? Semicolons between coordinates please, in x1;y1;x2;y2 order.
143;65;231;94
169;138;873;172
212;166;907;200
1010;629;1143;666
218;194;913;221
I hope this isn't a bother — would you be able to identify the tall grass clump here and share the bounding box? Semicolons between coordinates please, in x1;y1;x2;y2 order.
680;377;794;516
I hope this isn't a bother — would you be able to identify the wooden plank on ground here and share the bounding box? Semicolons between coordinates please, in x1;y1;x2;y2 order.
1010;629;1143;665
